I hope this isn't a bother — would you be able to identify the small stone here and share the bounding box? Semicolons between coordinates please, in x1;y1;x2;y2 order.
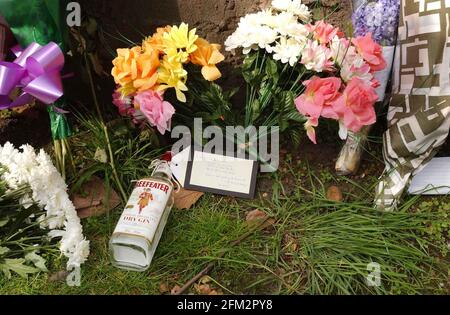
326;185;343;202
159;283;169;293
48;270;69;282
171;285;181;295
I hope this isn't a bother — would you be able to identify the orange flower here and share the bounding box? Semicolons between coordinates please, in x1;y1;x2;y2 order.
143;26;172;54
133;49;160;92
111;46;142;88
189;38;225;81
111;46;160;95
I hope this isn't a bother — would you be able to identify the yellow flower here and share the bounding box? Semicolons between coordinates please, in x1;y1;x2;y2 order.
142;26;172;54
190;38;225;81
118;83;136;97
163;23;198;63
157;57;188;102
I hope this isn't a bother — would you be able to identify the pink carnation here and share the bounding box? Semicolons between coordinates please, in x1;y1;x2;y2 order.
295;76;342;120
134;90;175;135
333;77;378;132
352;33;386;72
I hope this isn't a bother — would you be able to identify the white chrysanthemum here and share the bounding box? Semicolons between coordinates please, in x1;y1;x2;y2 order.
0;142;90;270
284;23;309;44
270;11;309;43
67;239;90;267
225;12;279;54
271;0;311;22
272;37;303;66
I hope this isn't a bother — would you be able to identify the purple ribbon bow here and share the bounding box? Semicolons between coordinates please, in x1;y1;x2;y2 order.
0;42;64;110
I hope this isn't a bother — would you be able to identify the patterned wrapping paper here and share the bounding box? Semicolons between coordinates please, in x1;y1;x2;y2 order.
375;0;450;210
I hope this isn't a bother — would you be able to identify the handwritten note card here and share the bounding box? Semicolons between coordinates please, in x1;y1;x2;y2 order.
184;150;258;199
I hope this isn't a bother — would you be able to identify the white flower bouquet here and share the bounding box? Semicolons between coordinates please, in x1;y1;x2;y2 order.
0;142;89;278
225;0;385;149
225;0;312;135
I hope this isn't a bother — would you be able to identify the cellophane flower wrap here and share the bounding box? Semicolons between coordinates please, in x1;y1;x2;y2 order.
0;142;89;278
111;23;226;135
353;0;400;100
225;0;386;144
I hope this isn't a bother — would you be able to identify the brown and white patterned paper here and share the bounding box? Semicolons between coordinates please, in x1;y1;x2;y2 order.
375;0;450;210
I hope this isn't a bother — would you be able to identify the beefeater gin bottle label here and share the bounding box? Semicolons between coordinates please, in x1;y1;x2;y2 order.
113;179;173;243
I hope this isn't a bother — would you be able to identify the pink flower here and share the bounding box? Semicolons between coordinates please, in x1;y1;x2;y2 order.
304;117;319;144
300;40;334;72
330;36;351;65
307;21;339;45
112;88;147;125
351;33;386;72
112;89;133;117
134;90;175;135
340;57;373;85
295;76;342;120
333;77;378;132
371;78;380;88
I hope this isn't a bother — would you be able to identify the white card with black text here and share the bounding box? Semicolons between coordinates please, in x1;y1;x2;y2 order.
183;149;258;199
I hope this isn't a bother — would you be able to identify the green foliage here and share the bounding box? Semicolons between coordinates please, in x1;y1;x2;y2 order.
0;259;39;278
2;151;449;293
182;78;238;128
0;182;54;279
70;114;163;199
416;199;450;257
238;49;309;148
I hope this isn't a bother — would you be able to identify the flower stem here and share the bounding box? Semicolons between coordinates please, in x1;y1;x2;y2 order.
84;53;128;202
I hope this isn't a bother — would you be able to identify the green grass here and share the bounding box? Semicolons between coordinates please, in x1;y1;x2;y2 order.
1;111;449;295
1;152;449;295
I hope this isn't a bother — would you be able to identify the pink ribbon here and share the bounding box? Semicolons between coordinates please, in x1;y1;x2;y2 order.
0;42;64;110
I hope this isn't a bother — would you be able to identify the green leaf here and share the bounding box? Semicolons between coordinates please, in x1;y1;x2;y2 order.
289;128;304;147
0;258;39;278
265;58;278;77
0;264;11;278
25;252;48;272
285;110;306;123
242;52;258;70
281;91;295;111
278;118;290;132
0;218;9;228
0;247;10;256
251;99;261;122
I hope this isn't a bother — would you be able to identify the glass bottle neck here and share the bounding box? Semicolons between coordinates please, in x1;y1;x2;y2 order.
151;161;172;181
